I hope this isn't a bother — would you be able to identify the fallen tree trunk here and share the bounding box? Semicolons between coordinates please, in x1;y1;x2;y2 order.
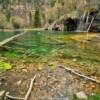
11;41;37;47
0;31;27;47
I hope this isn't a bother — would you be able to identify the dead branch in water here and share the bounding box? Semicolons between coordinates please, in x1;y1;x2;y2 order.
59;65;100;84
5;75;36;100
0;31;27;47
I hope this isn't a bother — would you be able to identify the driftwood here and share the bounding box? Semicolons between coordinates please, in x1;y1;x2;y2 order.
59;65;100;84
5;75;36;100
0;31;27;47
5;92;24;100
24;75;36;100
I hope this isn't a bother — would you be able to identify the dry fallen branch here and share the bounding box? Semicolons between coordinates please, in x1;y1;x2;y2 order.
5;92;24;100
24;75;36;100
59;65;100;84
5;75;36;100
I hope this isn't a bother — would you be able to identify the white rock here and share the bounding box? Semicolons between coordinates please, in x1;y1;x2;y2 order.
75;91;87;100
0;90;5;97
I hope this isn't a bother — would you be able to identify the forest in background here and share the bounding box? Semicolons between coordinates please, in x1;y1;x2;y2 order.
0;0;100;30
0;0;100;100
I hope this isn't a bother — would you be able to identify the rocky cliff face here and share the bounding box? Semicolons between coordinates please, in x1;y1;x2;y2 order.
90;11;100;32
63;9;100;32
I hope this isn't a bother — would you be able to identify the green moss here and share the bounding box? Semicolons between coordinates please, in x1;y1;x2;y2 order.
88;94;100;100
0;61;12;72
4;52;18;58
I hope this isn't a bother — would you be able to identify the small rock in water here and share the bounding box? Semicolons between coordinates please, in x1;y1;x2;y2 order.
73;58;77;62
0;90;6;98
75;91;87;100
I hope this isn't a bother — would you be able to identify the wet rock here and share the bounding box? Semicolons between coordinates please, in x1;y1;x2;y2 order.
75;91;87;100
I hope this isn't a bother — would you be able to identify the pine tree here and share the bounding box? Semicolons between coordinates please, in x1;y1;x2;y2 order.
29;11;33;26
6;10;11;22
34;8;41;27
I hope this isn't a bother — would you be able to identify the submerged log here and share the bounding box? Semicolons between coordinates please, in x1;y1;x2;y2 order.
0;31;27;47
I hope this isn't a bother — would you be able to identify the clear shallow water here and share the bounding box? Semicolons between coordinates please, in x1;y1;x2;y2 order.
0;31;100;67
1;31;68;58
